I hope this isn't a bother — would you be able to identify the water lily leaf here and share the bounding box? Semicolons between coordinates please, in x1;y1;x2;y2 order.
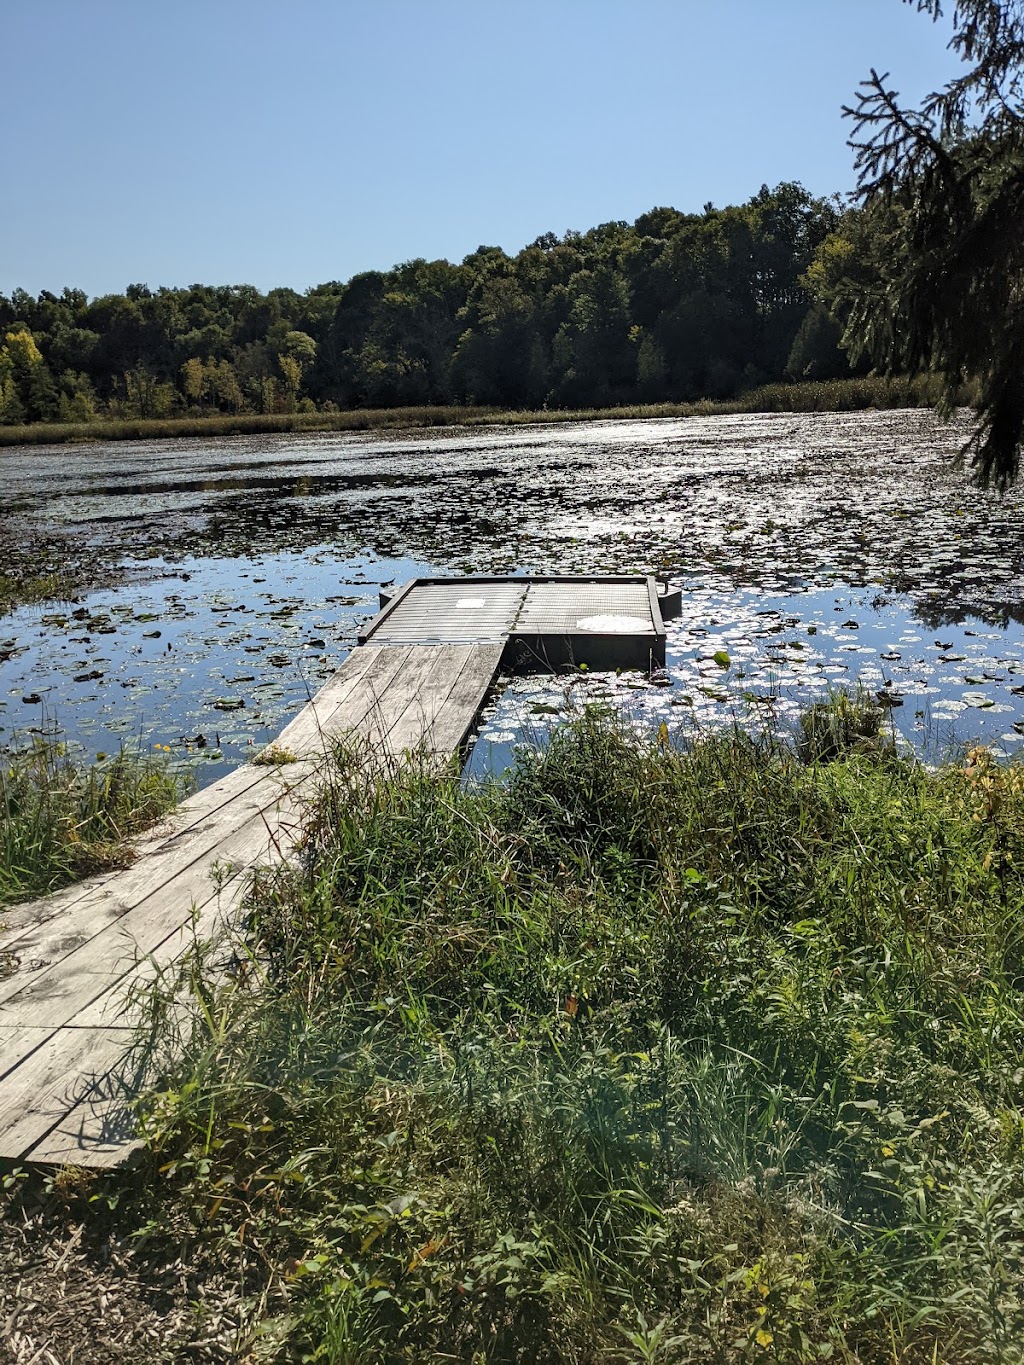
698;686;728;702
712;650;731;669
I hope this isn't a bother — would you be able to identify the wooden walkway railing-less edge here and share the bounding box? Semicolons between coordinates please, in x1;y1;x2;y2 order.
0;642;503;1167
0;572;671;1167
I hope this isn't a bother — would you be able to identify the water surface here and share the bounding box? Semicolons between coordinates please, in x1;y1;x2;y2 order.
4;409;1024;779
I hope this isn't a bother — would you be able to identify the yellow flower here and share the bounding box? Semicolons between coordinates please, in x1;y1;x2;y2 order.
756;1328;773;1348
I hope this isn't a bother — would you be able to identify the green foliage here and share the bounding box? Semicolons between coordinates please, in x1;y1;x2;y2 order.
842;0;1024;487
0;375;956;451
796;685;892;763
0;182;855;426
785;303;847;381
0;570;70;615
30;705;1024;1359
0;739;188;904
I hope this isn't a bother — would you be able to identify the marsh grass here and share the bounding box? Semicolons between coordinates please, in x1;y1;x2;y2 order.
796;683;895;764
0;571;72;615
0;739;188;905
0;375;963;449
6;701;1024;1360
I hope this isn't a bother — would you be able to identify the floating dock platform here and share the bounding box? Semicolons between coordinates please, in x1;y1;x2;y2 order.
360;575;667;672
0;576;670;1166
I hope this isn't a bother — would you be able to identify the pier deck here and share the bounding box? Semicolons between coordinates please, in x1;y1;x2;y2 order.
0;576;667;1166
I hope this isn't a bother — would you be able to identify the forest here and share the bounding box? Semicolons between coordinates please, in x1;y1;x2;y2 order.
0;182;863;425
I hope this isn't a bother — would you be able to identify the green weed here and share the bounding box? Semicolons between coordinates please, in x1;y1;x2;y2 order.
0;738;188;905
0;570;72;616
7;702;1024;1360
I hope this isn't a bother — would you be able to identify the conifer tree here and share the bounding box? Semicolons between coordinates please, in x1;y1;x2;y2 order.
844;0;1024;487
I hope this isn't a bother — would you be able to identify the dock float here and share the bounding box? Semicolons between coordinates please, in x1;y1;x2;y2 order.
0;577;670;1166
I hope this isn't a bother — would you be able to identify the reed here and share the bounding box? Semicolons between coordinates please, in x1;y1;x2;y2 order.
0;376;970;449
0;739;188;905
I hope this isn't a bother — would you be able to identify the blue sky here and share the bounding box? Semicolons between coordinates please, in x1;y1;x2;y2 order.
2;0;966;298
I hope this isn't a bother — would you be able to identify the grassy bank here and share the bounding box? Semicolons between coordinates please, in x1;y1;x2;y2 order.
0;375;953;448
5;701;1024;1361
0;740;187;906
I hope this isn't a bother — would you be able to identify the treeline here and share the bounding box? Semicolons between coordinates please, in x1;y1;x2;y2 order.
0;181;865;425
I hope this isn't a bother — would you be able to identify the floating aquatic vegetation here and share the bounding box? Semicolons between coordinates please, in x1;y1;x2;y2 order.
3;411;1024;782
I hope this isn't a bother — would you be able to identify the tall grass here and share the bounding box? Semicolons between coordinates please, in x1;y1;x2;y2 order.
0;571;72;616
0;375;967;449
0;739;187;905
36;702;1020;1361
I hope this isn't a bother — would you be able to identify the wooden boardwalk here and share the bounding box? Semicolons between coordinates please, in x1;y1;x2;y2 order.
0;642;502;1166
0;573;671;1167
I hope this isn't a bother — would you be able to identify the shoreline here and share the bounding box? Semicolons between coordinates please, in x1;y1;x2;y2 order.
0;375;951;449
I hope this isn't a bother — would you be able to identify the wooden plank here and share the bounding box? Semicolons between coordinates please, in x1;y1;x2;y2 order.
0;647;400;954
25;1085;144;1167
0;805;285;1027
275;643;411;753
62;958;166;1029
0;762;273;944
2;649;490;1035
352;645;452;752
272;643;383;748
0;646;386;949
0;867;125;942
0;633;508;1165
418;644;506;757
0;966;119;1031
0;759;318;1008
0;1025;138;1159
0;746;331;1030
0;1024;57;1083
377;644;478;760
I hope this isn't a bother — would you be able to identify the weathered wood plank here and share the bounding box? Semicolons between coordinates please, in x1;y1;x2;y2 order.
0;966;120;1031
2;756;323;1030
24;1085;145;1167
0;646;391;950
272;642;387;749
0;759;318;1009
0;1025;138;1158
0;794;299;1026
415;643;506;757
0;638;507;1165
374;644;477;762
353;645;454;752
0;739;341;1030
0;1024;58;1084
0;762;273;946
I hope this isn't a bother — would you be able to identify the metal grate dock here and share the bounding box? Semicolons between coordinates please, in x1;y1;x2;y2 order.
359;575;667;671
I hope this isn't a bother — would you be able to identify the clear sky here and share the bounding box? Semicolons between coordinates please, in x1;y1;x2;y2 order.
2;0;967;299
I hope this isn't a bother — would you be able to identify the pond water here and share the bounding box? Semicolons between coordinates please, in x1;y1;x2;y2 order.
3;408;1024;782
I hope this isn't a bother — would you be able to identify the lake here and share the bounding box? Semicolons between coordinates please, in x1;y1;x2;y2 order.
3;407;1024;782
